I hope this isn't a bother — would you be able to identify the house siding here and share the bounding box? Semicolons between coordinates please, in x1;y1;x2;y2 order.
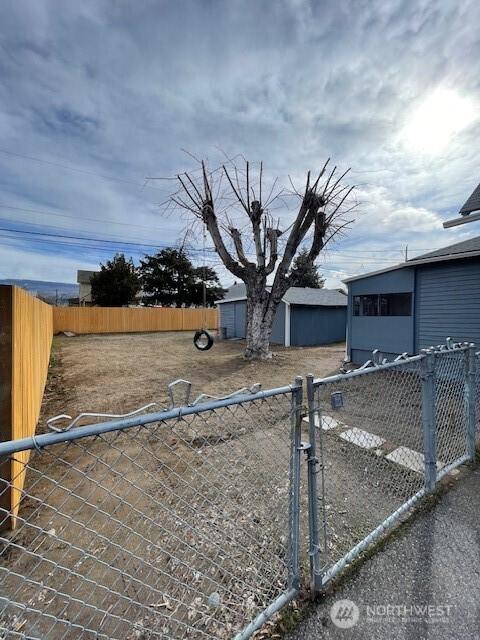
348;268;415;363
79;282;92;303
219;302;235;338
271;302;285;344
219;300;284;343
290;305;346;346
219;301;246;338
233;301;246;338
415;258;480;350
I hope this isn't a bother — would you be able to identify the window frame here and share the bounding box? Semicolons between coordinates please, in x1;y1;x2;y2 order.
352;292;412;317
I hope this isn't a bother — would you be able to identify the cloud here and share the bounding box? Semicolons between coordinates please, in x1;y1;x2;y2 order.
0;0;479;284
0;241;98;282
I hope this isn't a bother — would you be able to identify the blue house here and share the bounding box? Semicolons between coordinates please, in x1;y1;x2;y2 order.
217;284;347;347
345;235;480;364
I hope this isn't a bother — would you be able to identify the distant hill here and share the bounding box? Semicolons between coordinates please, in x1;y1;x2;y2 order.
0;279;78;303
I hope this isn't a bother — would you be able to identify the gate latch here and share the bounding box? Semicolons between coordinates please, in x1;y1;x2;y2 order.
297;442;313;462
297;441;320;466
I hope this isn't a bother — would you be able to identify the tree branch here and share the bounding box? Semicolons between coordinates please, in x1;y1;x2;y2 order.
201;203;246;279
265;228;281;275
230;227;254;268
223;165;249;213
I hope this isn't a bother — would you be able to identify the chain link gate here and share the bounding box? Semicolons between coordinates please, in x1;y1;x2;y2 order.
0;381;306;640
305;343;477;591
0;343;478;639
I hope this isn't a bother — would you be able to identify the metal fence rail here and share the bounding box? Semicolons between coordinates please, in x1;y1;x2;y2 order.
0;383;304;640
306;343;477;591
0;342;478;639
476;351;480;444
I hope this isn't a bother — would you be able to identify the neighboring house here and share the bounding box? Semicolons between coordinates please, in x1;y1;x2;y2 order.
217;284;347;347
76;270;98;305
344;235;480;364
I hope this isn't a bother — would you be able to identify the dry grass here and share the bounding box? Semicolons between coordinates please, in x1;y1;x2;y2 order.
0;333;345;639
40;332;345;428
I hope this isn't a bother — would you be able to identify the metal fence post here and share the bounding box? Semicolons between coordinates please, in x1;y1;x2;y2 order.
306;374;323;592
288;376;303;591
421;351;437;491
465;344;477;461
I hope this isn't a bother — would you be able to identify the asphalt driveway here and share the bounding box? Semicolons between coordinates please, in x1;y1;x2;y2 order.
286;466;480;640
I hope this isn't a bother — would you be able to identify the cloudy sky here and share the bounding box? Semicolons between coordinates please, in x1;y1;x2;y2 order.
0;0;479;288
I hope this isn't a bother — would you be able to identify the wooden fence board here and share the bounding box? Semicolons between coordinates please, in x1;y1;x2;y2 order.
0;288;218;530
53;307;218;334
0;286;53;528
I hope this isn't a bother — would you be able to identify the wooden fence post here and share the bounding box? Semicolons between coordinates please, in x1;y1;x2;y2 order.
0;286;13;529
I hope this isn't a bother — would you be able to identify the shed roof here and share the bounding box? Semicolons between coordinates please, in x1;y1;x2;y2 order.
217;283;347;307
344;235;480;284
284;287;347;306
459;181;480;215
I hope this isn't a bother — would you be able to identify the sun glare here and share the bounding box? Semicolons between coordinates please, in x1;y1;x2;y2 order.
401;88;477;154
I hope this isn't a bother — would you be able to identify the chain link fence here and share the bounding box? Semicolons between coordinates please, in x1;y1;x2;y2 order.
0;343;478;639
476;351;480;444
0;384;305;640
306;344;477;590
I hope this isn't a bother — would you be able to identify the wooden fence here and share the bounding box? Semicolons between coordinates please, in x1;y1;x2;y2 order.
53;306;218;334
0;286;53;527
0;286;218;530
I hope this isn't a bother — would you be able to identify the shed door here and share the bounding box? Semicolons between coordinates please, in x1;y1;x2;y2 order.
234;301;246;338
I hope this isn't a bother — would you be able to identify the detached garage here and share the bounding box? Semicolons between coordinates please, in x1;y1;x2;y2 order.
217;284;347;347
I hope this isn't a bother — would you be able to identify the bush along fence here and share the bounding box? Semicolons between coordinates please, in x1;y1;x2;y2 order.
0;341;478;639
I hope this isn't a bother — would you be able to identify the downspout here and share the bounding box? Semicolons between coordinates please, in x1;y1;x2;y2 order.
284;301;291;347
413;267;418;354
345;284;351;362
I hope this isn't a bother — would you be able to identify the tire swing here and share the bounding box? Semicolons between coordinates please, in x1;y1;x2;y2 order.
193;224;214;352
194;329;214;351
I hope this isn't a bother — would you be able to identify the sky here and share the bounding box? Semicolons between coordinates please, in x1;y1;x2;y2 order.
0;0;479;288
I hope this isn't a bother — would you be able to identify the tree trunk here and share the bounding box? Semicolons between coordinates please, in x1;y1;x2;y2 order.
244;281;280;359
245;299;271;359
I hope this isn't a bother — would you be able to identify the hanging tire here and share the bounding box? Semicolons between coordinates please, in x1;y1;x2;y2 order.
194;330;214;351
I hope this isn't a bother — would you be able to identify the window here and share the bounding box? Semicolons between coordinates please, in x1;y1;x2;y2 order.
353;292;412;317
353;296;361;316
379;293;412;316
362;294;379;316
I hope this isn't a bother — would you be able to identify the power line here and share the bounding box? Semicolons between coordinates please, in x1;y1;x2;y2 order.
0;208;433;259
0;147;166;191
0;225;217;251
0;235;225;264
0;213;172;246
0;204;169;234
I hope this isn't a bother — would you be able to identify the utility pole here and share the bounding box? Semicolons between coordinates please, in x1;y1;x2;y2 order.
404;244;408;261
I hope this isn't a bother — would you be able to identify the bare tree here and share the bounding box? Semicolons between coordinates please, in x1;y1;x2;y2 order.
167;158;356;359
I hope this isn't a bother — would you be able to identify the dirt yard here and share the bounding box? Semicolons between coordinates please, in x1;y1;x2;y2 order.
1;334;345;640
2;335;469;639
40;332;346;428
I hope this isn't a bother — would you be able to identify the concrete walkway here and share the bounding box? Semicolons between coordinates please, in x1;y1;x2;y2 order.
287;467;480;640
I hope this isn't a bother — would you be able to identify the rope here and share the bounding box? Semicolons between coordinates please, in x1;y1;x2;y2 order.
202;223;207;328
